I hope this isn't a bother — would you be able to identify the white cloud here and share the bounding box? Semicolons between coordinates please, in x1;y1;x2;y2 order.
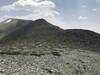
96;0;100;2
0;0;59;23
81;5;87;8
92;8;100;12
78;16;88;20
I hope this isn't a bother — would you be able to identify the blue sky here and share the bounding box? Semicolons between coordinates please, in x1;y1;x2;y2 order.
0;0;100;33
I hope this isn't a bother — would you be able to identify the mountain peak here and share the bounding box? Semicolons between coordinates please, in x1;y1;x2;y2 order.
35;18;47;21
0;18;48;24
34;18;48;23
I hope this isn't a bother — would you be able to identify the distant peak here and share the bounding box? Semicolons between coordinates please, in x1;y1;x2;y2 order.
4;18;47;22
34;18;47;23
1;18;48;24
5;19;12;23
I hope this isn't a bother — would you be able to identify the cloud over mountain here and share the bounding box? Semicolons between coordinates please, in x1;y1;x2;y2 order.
0;0;59;22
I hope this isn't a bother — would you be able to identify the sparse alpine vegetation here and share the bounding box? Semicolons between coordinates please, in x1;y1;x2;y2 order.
0;18;100;55
0;18;100;75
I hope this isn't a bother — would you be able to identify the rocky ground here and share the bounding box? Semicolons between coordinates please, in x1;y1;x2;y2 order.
0;49;100;75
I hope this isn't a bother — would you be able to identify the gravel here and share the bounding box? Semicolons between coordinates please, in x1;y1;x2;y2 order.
0;49;99;75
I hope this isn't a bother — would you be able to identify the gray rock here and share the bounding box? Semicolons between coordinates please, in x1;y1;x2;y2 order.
0;49;99;75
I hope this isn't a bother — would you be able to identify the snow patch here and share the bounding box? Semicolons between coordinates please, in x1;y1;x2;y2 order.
5;19;12;23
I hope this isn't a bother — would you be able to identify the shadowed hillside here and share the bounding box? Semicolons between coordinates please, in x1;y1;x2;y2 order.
63;29;100;50
0;18;100;75
0;18;63;41
0;18;63;55
0;18;100;55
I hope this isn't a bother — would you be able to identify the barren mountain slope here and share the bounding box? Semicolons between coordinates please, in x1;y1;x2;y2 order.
0;19;100;75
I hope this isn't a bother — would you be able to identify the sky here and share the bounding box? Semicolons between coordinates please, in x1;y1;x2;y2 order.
0;0;100;33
